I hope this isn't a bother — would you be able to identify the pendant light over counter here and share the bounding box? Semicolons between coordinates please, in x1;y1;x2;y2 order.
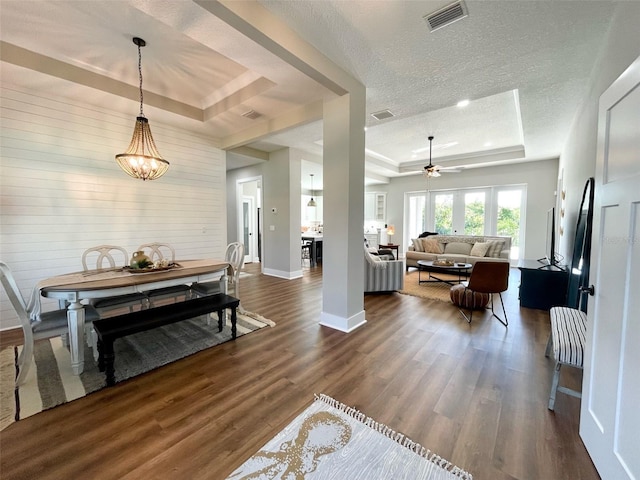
115;37;170;181
307;174;317;207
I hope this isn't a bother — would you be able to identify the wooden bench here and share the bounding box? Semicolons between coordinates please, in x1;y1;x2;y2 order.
546;306;587;410
93;293;240;386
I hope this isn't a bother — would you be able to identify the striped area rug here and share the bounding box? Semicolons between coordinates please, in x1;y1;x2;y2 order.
0;310;274;430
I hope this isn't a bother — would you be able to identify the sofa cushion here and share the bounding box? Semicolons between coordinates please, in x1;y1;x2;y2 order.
470;242;491;257
444;242;473;255
421;238;443;254
365;248;387;268
406;251;438;261
411;238;424;252
486;240;505;257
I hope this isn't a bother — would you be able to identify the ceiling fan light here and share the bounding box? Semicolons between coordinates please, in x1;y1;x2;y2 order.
423;135;441;178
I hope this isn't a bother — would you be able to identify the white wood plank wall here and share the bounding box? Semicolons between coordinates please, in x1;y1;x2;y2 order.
0;85;227;330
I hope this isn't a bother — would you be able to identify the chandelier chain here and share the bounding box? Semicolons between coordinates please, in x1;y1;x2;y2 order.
138;43;144;117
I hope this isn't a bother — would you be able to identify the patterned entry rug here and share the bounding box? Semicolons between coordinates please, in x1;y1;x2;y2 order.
399;270;466;303
227;394;472;479
0;310;274;431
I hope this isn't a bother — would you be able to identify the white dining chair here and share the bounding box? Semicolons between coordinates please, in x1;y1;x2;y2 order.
137;242;191;307
82;245;148;316
192;242;244;323
0;261;100;386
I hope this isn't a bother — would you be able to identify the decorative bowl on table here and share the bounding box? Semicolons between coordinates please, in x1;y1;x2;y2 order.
433;260;455;267
127;253;179;273
125;261;180;274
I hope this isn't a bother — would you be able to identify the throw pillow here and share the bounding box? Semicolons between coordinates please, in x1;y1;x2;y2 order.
421;238;443;254
444;242;473;255
486;241;505;258
411;238;423;252
470;242;491;257
365;248;387;268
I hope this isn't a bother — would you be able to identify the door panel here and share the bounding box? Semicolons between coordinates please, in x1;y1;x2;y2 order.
580;55;640;480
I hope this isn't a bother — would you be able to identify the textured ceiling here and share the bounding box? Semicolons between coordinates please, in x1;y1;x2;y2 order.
256;0;620;186
0;0;627;189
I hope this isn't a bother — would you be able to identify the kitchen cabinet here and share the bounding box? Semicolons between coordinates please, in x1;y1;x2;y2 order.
364;233;379;247
365;193;386;221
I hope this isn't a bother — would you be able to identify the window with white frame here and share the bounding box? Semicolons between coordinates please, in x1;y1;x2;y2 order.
405;185;526;259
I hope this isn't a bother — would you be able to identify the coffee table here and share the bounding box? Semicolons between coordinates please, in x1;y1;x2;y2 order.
417;260;472;286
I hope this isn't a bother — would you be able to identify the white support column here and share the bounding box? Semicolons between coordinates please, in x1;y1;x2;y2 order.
320;91;367;332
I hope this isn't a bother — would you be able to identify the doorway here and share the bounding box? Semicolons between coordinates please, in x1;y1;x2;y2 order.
236;177;262;265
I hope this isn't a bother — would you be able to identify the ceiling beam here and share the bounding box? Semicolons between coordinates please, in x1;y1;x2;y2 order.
0;41;203;122
194;0;362;95
220;100;323;149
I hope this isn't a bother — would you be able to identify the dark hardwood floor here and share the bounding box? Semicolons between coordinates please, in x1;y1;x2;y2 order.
0;263;599;479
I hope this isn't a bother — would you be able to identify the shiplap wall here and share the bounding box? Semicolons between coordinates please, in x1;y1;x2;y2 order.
0;85;226;330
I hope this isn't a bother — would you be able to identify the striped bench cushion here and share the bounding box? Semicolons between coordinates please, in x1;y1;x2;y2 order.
550;307;587;367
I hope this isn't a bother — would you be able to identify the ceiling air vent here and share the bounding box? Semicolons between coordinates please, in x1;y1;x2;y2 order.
371;109;395;121
424;1;468;32
241;109;262;120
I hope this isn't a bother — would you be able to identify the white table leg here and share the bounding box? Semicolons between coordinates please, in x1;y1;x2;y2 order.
67;301;85;375
221;273;228;294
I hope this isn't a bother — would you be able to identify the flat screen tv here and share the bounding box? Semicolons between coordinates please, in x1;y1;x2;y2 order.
539;207;560;268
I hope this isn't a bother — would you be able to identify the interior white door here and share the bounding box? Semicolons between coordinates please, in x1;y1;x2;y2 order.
580;55;640;479
242;195;256;264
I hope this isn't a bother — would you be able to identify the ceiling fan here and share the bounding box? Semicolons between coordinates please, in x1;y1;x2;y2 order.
423;136;442;177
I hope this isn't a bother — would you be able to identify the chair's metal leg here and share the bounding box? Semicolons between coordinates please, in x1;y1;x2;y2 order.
490;292;508;326
549;362;561;410
459;307;472;323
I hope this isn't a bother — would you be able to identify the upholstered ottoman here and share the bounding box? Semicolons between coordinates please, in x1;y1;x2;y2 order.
450;284;490;309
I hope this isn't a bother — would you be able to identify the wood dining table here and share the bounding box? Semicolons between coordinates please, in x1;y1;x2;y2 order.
32;259;229;375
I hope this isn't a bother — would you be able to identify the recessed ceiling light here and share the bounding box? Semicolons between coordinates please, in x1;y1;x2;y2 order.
484;141;493;147
457;99;470;108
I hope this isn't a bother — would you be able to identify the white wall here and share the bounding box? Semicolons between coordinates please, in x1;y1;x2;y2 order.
370;158;559;260
0;84;227;330
558;2;640;261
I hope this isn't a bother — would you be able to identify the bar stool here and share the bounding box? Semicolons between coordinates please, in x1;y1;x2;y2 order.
301;241;312;267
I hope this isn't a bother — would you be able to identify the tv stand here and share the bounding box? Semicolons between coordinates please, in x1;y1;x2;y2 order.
518;259;569;310
537;263;565;271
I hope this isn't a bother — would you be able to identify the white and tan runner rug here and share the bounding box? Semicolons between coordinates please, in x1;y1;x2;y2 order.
0;310;274;431
227;394;472;480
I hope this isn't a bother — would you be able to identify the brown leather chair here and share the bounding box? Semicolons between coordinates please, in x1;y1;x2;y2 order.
452;261;509;326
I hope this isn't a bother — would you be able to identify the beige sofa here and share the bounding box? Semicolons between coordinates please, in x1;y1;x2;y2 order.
406;234;511;270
